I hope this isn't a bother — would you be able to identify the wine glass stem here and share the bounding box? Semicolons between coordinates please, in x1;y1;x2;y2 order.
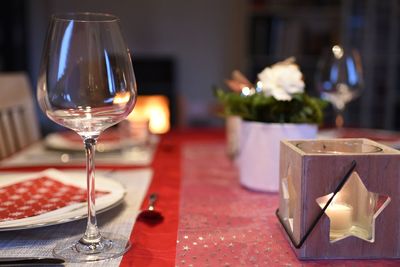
81;137;101;245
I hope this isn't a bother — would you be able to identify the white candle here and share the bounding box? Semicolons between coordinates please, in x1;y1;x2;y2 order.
325;203;353;232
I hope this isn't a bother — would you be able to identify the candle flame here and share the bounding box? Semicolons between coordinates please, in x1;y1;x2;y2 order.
113;92;131;104
128;95;170;134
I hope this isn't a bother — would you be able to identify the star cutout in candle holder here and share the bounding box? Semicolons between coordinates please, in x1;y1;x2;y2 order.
316;171;390;243
281;165;297;232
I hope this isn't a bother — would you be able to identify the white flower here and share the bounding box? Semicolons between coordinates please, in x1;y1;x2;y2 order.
257;57;305;101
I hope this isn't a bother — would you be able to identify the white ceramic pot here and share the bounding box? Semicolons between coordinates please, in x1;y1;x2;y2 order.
237;121;317;192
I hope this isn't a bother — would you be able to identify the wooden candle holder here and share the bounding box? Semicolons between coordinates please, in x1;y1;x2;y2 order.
277;138;400;259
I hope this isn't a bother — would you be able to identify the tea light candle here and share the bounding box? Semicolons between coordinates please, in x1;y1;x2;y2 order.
325;203;353;232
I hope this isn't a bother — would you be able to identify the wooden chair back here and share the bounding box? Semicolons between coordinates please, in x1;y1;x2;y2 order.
0;73;40;159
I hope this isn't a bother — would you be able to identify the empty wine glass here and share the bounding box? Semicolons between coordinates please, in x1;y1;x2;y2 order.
315;45;363;128
37;13;136;262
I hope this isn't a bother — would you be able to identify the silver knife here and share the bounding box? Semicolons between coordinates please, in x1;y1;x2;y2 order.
0;257;65;265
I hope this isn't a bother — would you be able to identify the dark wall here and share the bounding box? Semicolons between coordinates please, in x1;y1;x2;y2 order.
0;1;28;72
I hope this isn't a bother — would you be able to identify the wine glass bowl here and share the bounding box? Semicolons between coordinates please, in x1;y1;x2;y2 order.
315;45;363;127
37;12;136;262
38;13;136;137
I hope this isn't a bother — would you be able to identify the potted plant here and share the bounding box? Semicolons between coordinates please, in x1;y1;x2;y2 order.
216;58;326;192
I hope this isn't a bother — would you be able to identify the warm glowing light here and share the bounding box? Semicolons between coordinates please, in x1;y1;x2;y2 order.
242;87;251;96
113;92;131;104
128;95;170;134
332;45;344;59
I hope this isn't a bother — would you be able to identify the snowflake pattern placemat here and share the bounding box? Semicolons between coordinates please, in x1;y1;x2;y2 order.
0;176;108;222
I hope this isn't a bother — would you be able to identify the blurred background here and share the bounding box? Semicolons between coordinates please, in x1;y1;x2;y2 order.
1;0;399;134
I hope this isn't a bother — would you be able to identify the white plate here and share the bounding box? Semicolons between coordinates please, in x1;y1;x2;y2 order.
44;132;123;152
44;130;151;153
0;169;125;231
1;135;159;167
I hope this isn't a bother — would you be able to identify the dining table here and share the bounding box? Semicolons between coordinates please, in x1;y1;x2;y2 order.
1;128;400;266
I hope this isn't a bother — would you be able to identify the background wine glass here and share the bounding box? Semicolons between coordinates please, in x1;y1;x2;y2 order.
37;13;136;262
315;45;363;128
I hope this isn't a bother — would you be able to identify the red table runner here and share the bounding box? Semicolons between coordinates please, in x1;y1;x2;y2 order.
120;129;225;267
142;129;399;267
0;129;222;267
3;128;400;266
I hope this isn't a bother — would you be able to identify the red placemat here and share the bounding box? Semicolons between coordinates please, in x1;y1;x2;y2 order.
0;176;108;222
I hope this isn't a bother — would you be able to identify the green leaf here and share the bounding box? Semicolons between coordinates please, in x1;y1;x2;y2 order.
214;88;328;125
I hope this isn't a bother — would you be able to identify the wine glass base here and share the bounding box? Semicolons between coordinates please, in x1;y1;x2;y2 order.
53;232;131;263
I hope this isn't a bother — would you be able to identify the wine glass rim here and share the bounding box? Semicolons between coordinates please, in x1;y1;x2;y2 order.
51;12;120;23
